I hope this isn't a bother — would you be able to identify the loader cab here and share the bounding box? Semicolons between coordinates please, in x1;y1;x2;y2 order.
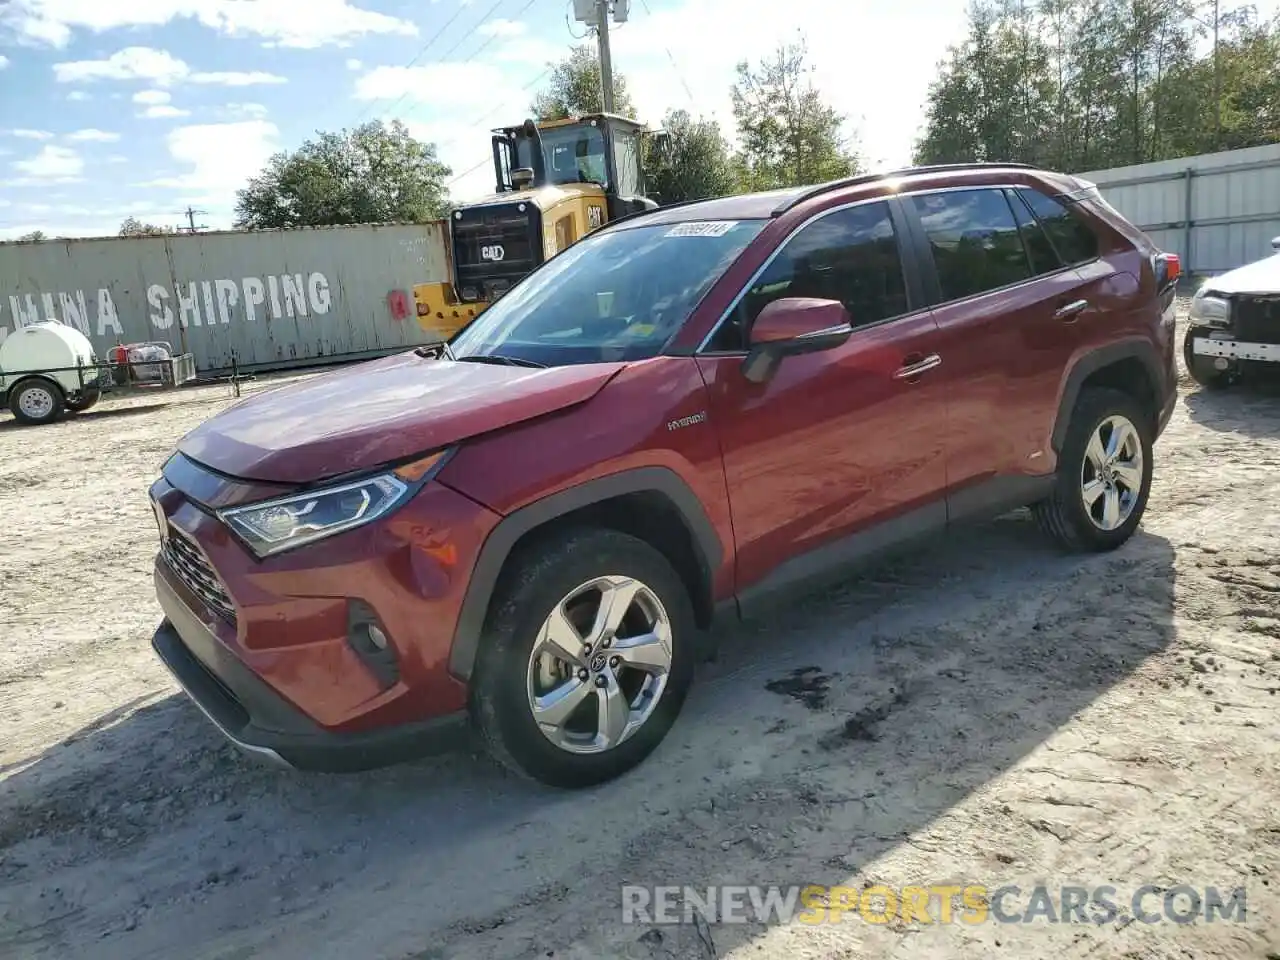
491;114;652;221
412;114;657;335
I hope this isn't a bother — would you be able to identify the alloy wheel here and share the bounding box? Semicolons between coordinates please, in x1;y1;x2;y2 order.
525;574;673;755
1080;413;1144;531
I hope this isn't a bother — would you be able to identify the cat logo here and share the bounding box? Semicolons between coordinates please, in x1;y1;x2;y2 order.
481;244;506;262
587;206;604;230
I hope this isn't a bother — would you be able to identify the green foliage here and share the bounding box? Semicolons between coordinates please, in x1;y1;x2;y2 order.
119;217;174;236
916;0;1280;171
234;119;452;229
730;38;861;190
16;230;46;242
531;44;637;121
643;109;737;204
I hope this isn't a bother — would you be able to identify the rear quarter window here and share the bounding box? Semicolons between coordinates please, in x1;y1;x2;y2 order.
1017;188;1100;265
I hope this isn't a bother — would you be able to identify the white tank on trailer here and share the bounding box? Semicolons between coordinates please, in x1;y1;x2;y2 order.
0;321;102;425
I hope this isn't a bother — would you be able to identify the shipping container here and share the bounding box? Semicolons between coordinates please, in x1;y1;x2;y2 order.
0;222;453;375
1078;143;1280;276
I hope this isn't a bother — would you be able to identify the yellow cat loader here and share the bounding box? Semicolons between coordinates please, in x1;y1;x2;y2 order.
414;113;657;335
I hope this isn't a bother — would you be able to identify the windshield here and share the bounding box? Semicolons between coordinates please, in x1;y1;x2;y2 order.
449;219;767;366
516;125;608;187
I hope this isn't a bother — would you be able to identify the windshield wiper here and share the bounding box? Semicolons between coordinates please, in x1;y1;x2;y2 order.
454;354;546;369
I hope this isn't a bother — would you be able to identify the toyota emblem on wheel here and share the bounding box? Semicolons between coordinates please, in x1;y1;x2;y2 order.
481;244;505;261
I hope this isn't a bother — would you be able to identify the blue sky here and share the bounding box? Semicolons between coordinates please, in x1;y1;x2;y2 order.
0;0;1030;238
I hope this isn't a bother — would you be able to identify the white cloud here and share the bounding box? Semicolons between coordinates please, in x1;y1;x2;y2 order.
189;71;286;86
133;89;171;105
8;128;54;140
66;128;120;142
54;46;188;83
143;120;279;198
346;58;362;70
105;154;128;163
53;46;286;86
67;90;89;101
2;0;418;49
139;104;191;119
0;54;8;69
355;63;519;112
224;102;269;119
12;144;84;180
477;18;527;38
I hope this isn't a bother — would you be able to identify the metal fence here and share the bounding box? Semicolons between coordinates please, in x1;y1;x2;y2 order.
0;222;451;375
1078;143;1280;277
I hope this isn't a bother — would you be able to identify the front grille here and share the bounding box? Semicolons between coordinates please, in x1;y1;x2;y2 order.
451;203;542;299
162;526;236;625
1233;296;1280;345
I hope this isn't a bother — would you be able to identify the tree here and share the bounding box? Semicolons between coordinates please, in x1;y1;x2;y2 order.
643;109;738;204
16;230;46;241
234;119;451;229
531;44;637;120
119;217;174;236
913;0;1280;172
730;38;861;190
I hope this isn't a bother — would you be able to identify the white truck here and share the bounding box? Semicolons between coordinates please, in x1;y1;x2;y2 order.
1184;236;1280;388
0;321;196;426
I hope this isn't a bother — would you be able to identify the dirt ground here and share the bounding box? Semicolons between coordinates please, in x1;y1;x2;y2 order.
2;313;1279;960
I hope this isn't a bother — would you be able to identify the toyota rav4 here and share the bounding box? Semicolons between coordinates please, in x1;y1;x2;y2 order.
148;163;1180;788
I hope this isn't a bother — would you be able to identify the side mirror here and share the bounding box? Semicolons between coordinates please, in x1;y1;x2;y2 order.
742;297;853;383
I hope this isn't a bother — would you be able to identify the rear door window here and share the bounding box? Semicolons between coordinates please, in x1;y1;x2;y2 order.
910;189;1034;302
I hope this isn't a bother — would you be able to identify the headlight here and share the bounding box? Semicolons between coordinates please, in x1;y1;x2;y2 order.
218;450;450;557
1189;292;1230;327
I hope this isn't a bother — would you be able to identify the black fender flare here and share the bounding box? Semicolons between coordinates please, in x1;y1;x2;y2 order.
447;466;724;681
1050;339;1164;454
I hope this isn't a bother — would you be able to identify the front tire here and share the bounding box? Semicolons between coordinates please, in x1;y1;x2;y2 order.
65;390;101;413
1183;326;1233;389
1033;387;1154;552
8;378;65;426
471;527;696;789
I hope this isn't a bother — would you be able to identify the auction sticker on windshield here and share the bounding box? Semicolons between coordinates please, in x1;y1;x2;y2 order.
664;221;739;238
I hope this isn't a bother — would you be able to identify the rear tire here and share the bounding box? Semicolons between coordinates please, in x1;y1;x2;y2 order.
1183;326;1233;389
1033;387;1153;552
65;391;100;413
8;378;65;426
471;526;696;789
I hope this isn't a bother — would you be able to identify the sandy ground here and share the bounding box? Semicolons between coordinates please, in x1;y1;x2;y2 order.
1;313;1279;960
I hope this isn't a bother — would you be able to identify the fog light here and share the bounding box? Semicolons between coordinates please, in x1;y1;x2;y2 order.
346;600;399;688
366;623;388;651
1215;357;1230;370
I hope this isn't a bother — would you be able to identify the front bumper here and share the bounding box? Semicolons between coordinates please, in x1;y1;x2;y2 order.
153;568;469;771
1191;337;1280;363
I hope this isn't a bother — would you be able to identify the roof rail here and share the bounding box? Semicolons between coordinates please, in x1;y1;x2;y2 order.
770;161;1041;215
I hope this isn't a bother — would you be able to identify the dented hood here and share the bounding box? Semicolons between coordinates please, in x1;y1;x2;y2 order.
178;351;625;483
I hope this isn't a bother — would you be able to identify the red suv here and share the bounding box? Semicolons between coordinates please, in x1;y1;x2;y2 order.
149;163;1180;788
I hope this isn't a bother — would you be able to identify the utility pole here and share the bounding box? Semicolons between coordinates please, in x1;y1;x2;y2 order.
595;0;615;114
1212;0;1221;151
180;206;208;233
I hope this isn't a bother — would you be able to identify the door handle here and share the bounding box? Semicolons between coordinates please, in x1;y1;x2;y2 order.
893;353;942;380
1054;299;1089;322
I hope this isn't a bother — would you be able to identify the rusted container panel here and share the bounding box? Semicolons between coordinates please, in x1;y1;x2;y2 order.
0;222;451;374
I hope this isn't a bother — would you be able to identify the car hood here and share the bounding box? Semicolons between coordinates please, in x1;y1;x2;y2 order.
178;352;626;483
1202;253;1280;296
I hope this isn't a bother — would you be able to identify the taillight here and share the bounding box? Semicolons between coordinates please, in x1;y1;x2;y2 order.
1153;251;1180;291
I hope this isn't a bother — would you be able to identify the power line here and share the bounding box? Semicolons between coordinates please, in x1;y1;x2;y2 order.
636;0;694;106
354;0;516;129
